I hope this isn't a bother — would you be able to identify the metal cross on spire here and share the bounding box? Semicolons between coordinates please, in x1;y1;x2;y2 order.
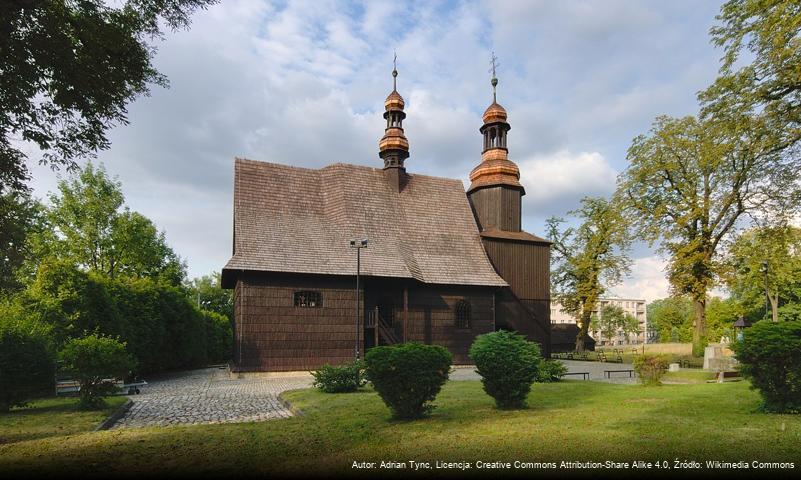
392;50;398;91
489;51;499;102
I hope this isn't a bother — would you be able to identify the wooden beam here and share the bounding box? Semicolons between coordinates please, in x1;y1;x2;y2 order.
403;287;409;342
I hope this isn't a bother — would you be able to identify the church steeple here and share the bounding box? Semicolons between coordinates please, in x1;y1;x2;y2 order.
379;54;409;185
467;53;524;233
467;53;523;196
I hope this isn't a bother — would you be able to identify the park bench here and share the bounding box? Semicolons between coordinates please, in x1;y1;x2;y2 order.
598;352;608;362
55;377;147;396
560;372;590;380
604;369;635;379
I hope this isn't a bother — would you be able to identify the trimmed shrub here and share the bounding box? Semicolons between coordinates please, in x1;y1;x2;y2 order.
537;359;568;383
20;260;233;373
365;343;452;419
731;320;801;413
60;334;137;409
0;311;55;412
312;361;365;393
632;353;671;386
202;310;233;365
469;331;541;409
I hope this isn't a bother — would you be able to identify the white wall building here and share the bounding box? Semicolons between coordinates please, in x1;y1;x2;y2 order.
550;297;649;345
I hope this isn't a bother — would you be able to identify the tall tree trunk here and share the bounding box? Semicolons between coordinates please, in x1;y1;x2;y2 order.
769;293;778;322
692;296;706;357
575;303;592;352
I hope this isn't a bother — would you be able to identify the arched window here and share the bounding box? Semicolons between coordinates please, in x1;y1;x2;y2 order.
454;300;471;329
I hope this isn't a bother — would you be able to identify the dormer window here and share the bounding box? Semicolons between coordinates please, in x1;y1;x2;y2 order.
294;291;322;308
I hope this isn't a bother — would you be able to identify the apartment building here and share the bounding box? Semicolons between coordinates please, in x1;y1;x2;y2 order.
550;297;649;345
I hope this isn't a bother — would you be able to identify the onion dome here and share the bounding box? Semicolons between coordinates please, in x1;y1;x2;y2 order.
482;101;507;124
385;89;405;111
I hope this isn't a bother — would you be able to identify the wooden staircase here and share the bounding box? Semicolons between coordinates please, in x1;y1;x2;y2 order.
365;307;400;346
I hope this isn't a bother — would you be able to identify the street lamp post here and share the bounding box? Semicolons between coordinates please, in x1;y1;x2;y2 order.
350;238;368;361
761;260;769;321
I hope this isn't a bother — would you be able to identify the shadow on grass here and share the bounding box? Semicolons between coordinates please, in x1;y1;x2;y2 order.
0;397;121;445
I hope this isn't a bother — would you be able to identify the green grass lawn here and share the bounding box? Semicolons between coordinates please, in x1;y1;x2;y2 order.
662;370;719;384
0;382;798;477
0;396;127;445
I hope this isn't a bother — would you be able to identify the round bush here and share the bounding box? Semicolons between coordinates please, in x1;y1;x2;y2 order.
60;333;137;409
536;359;568;383
0;314;55;412
731;320;801;413
365;343;452;419
469;331;541;409
312;361;365;393
632;353;671;386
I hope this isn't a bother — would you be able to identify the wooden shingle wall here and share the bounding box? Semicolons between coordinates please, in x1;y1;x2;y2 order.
234;274;362;371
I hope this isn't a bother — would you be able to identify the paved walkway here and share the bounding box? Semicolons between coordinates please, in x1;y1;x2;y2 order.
111;359;636;429
111;367;312;429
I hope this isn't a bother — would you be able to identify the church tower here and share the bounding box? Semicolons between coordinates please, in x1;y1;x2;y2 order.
466;56;524;232
379;58;409;192
466;54;552;357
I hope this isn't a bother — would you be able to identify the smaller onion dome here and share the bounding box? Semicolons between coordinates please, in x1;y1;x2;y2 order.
385;89;405;111
482;101;507;124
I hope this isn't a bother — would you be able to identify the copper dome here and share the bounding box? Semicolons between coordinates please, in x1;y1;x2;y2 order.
482;101;507;124
385;90;405;111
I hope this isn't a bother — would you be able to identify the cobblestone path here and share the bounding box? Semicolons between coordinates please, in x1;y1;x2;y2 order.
112;368;313;429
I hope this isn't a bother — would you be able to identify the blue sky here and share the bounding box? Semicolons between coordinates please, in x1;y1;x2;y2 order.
27;0;727;301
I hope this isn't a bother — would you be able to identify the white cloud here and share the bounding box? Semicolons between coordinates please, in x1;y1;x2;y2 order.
608;256;671;303
22;0;728;280
518;150;618;216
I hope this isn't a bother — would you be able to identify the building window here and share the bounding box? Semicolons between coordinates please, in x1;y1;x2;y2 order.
294;291;322;308
454;300;471;329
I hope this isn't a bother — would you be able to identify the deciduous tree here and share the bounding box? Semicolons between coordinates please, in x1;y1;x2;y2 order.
617;114;798;355
723;225;801;322
547;197;632;352
0;0;217;193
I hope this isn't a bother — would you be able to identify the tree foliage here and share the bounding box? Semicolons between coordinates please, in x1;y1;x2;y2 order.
590;304;640;345
0;307;54;412
617;113;798;355
700;0;801;161
0;189;44;292
185;272;233;322
16;259;230;372
0;0;217;192
723;225;801;322
45;163;185;284
547;197;632;351
59;333;136;409
646;297;695;344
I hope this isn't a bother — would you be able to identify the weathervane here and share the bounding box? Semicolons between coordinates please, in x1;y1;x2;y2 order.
489;51;499;102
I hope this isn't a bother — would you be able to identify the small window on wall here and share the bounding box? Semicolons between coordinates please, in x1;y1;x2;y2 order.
454;300;471;329
294;291;322;308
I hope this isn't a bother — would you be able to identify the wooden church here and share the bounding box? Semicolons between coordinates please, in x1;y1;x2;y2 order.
221;64;551;371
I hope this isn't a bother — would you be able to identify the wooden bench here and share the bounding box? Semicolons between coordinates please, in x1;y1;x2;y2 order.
604;369;635;379
560;372;590;380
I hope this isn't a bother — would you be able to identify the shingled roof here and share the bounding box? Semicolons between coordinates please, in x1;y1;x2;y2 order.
222;158;507;288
